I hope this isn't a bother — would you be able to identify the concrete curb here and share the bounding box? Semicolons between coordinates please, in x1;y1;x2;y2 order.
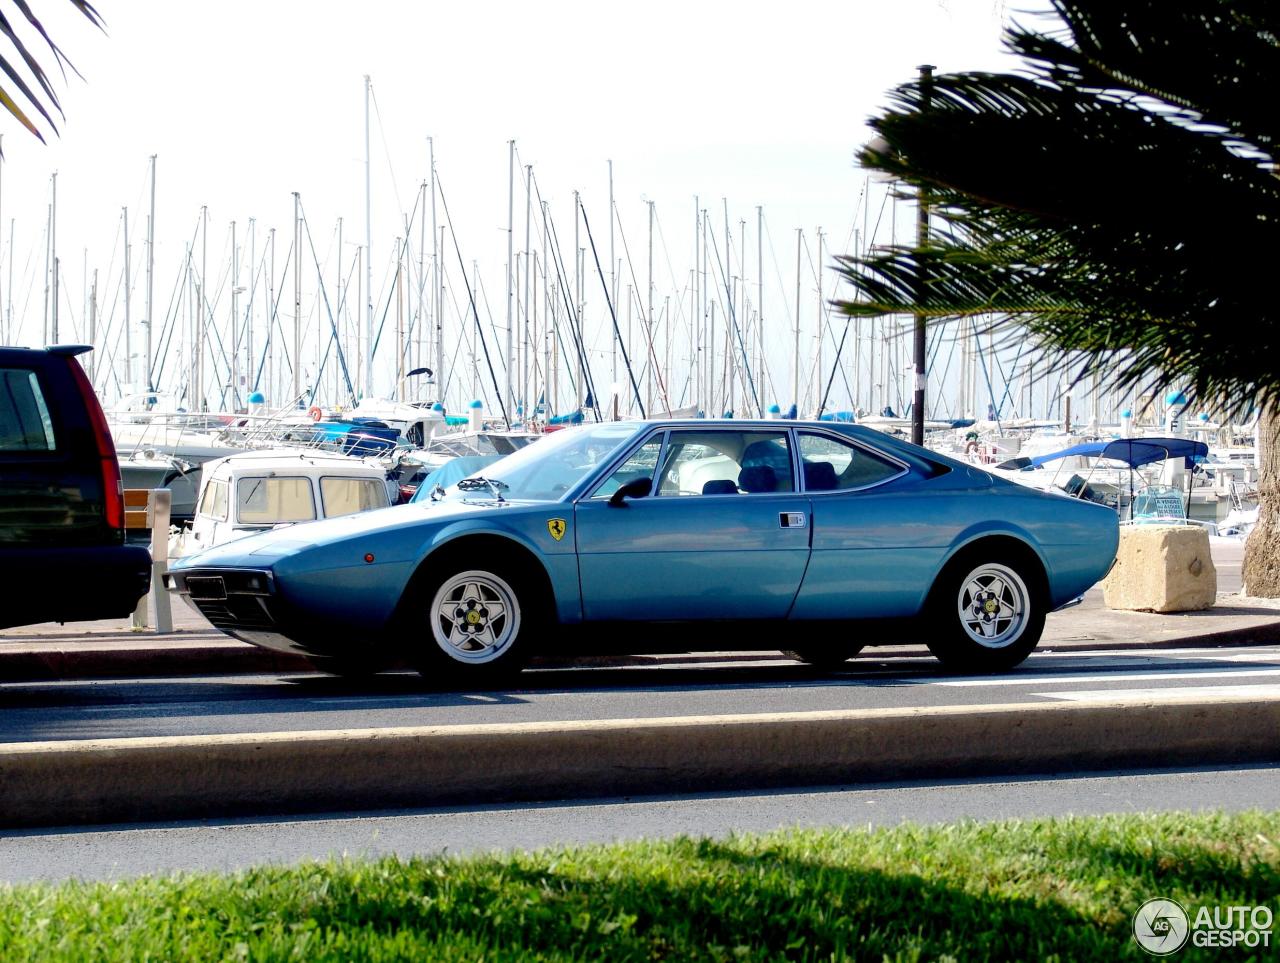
2;618;1280;682
2;695;1278;828
0;642;313;681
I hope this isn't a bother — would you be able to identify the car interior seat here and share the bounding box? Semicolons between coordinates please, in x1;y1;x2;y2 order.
802;460;839;491
737;465;777;493
701;479;738;495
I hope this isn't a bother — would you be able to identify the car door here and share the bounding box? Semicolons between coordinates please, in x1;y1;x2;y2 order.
789;429;950;620
574;427;811;621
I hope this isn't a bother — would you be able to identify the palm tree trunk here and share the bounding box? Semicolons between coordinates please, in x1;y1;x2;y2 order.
1242;404;1280;596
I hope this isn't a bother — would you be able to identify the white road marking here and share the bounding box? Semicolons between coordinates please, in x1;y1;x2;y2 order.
1038;684;1280;702
931;668;1280;687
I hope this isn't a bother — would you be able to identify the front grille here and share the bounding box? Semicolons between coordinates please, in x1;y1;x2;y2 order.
193;594;277;630
186;576;227;601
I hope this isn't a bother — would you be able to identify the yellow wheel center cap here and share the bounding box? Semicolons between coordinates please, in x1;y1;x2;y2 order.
466;610;482;625
984;599;999;614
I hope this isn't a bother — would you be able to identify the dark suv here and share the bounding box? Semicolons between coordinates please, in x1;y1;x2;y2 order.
0;345;151;629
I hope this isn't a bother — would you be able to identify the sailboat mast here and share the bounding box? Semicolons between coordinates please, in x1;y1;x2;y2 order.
231;219;239;408
609;161;616;413
647;200;654;415
757;206;763;410
505;139;515;421
123;208;132;390
248;217;256;398
430;138;442;407
145;155;156;391
50;173;58;343
198;206;207;410
815;228;824;416
794;228;802;415
364;75;374;399
293;192;302;405
523;164;532;421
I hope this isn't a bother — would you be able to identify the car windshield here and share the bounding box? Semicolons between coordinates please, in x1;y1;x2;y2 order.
455;422;642;501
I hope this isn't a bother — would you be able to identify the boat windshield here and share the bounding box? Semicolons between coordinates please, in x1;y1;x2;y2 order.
456;422;642;501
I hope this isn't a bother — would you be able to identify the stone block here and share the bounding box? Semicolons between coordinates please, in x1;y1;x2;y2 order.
1102;525;1217;613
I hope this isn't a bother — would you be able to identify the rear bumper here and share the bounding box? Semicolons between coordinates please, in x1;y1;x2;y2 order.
0;544;152;629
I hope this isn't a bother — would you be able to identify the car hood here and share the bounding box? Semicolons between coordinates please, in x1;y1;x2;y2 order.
173;496;555;567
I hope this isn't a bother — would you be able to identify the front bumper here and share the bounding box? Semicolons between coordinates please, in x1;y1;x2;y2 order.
166;567;308;655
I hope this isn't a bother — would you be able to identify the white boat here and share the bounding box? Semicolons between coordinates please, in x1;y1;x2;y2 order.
173;448;394;557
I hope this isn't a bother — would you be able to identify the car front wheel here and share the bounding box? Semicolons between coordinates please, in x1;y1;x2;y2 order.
926;558;1045;672
411;565;532;682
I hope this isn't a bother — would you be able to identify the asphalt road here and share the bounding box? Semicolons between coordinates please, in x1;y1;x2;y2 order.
3;644;1279;744
1;764;1276;883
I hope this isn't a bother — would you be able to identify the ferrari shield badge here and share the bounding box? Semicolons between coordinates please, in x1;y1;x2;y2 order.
547;518;567;541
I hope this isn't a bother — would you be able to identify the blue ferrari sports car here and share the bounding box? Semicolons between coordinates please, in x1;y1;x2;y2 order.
167;420;1119;678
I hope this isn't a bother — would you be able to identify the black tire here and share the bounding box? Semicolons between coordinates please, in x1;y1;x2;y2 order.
405;557;537;684
782;645;864;668
925;552;1046;672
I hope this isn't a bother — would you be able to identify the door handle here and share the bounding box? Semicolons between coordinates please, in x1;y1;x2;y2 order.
779;511;806;529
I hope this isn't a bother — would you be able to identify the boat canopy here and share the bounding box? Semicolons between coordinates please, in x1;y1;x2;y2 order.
1026;437;1208;470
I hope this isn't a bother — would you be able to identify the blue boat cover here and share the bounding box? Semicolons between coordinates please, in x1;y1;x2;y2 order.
1027;437;1208;469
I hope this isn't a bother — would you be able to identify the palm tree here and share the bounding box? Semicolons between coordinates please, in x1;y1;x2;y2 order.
832;0;1280;596
0;0;102;143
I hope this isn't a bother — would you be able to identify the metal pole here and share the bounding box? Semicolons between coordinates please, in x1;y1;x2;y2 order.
912;64;935;446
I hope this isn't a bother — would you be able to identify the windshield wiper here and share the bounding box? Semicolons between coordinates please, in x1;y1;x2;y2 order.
456;476;509;503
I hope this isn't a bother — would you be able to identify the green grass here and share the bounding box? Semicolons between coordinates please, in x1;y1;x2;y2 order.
1;811;1277;961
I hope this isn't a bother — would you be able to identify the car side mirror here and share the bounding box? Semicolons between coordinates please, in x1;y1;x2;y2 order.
609;477;652;507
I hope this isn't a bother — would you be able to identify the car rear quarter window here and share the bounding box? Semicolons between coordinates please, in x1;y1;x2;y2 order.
0;369;56;452
798;432;905;491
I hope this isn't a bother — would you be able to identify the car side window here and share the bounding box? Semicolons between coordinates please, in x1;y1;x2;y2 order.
592;436;663;499
657;431;794;495
0;369;56;452
798;432;903;491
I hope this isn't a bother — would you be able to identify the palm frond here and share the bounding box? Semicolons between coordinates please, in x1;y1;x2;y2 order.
834;1;1280;417
0;0;103;144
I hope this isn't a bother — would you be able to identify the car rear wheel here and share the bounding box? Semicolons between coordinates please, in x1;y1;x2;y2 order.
782;645;864;668
410;564;533;682
926;557;1045;672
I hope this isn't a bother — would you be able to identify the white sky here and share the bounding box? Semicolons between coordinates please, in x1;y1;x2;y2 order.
0;0;1052;414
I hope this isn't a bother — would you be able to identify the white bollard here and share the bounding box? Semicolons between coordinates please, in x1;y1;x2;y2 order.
131;488;173;633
